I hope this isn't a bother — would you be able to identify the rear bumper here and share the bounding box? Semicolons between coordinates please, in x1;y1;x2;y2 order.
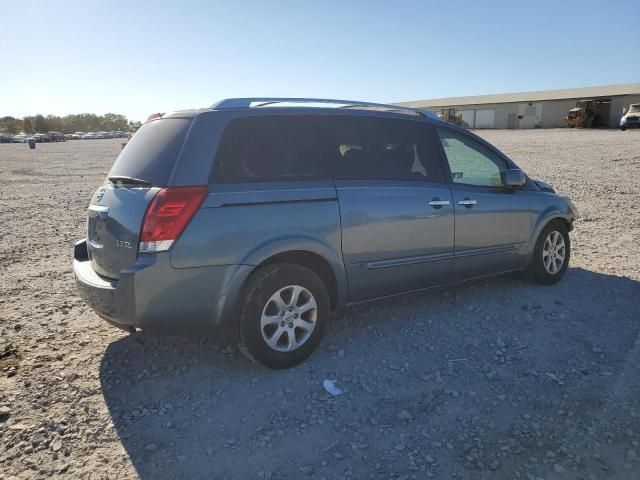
73;239;251;333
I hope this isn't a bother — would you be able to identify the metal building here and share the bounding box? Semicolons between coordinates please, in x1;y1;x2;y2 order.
397;83;640;129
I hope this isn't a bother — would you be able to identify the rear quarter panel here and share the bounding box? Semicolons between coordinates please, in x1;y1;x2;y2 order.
170;181;348;304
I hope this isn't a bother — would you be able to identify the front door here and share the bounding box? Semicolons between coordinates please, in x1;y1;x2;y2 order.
327;115;454;302
436;127;533;280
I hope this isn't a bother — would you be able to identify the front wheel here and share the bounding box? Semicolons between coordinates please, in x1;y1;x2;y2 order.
238;263;329;369
528;221;570;285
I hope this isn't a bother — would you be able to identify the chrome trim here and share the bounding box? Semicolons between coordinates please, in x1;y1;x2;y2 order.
366;252;453;270
458;199;478;206
428;200;450;207
454;243;524;258
139;240;174;253
87;204;109;219
88;238;103;249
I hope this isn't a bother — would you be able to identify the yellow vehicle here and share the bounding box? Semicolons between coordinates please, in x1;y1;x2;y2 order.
565;99;605;128
438;108;468;128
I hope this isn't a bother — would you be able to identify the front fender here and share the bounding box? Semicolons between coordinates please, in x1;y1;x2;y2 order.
527;204;575;257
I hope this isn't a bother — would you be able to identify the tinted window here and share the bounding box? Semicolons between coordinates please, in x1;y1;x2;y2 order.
330;117;444;182
437;128;507;187
108;119;191;186
212;116;328;183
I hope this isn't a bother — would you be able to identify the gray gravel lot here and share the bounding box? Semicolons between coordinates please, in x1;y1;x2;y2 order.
1;130;640;480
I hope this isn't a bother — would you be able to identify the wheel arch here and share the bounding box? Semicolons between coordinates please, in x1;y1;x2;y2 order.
255;251;340;310
234;236;348;311
527;209;573;259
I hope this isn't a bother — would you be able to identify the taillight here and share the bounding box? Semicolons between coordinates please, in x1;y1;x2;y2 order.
139;186;208;253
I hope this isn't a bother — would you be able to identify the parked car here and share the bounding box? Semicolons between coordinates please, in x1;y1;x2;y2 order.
0;132;12;143
74;98;577;369
620;103;640;131
72;132;85;140
64;134;74;140
48;131;66;142
33;133;51;143
12;133;28;143
83;132;96;139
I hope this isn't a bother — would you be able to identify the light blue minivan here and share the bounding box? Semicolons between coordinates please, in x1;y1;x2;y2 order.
74;98;577;368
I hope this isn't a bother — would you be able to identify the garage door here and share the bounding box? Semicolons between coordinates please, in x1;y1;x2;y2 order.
458;110;475;128
475;109;495;128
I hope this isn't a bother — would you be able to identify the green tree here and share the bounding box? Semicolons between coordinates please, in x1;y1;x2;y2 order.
0;116;21;134
101;113;128;131
34;114;46;133
128;120;142;132
23;117;34;134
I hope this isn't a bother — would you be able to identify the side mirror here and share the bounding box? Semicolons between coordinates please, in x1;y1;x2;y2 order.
501;168;526;187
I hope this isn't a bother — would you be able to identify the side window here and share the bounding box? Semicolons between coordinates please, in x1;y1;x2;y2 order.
331;117;444;182
437;128;507;187
211;116;327;183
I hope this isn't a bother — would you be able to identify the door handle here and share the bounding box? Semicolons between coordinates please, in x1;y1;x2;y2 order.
428;198;450;209
458;198;477;208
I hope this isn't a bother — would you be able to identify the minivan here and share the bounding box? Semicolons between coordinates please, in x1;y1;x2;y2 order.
74;98;577;368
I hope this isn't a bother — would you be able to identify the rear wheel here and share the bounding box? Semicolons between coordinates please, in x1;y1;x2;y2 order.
238;263;329;369
528;221;570;284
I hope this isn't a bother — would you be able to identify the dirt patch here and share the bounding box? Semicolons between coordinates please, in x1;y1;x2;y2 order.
0;343;20;376
1;133;640;479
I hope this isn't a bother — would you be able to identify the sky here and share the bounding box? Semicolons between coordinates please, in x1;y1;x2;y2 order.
2;0;639;121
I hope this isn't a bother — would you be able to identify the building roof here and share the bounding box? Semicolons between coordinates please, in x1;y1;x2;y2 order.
396;83;640;109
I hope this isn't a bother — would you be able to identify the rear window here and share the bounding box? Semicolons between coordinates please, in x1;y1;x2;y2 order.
211;116;329;183
108;118;191;186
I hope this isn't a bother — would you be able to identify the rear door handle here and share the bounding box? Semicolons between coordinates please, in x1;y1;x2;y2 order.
458;198;478;208
428;199;450;209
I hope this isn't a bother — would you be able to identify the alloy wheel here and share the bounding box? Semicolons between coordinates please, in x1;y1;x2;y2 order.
260;285;318;352
542;230;566;274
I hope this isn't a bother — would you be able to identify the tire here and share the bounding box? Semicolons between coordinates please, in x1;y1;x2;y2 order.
621;127;627;131
528;221;570;285
238;263;329;369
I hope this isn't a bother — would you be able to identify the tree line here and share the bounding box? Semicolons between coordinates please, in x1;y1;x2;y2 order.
0;114;142;135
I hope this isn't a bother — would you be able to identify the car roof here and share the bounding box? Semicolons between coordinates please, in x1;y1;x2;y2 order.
211;97;439;120
158;98;444;125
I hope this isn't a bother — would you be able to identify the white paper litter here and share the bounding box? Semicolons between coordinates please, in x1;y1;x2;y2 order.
323;379;344;396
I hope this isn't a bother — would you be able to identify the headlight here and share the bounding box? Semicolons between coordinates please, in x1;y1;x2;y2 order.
620;117;627;125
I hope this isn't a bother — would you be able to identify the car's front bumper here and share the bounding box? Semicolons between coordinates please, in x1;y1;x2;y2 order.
73;239;250;333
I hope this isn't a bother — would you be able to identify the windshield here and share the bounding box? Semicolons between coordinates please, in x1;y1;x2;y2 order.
629;104;640;113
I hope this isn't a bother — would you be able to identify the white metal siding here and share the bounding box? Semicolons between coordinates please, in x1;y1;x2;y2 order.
475;109;495;128
517;103;543;128
458;110;475;128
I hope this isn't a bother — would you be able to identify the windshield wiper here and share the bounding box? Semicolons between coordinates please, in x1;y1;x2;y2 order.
107;175;152;186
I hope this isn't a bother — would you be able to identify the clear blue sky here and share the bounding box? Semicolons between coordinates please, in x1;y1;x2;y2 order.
3;0;639;121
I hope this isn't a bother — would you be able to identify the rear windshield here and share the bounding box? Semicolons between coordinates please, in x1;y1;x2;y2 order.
108;118;192;186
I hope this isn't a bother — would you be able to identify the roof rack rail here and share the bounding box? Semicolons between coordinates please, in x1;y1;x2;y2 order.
211;97;439;119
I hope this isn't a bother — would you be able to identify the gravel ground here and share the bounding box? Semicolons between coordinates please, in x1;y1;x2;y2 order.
1;130;639;480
